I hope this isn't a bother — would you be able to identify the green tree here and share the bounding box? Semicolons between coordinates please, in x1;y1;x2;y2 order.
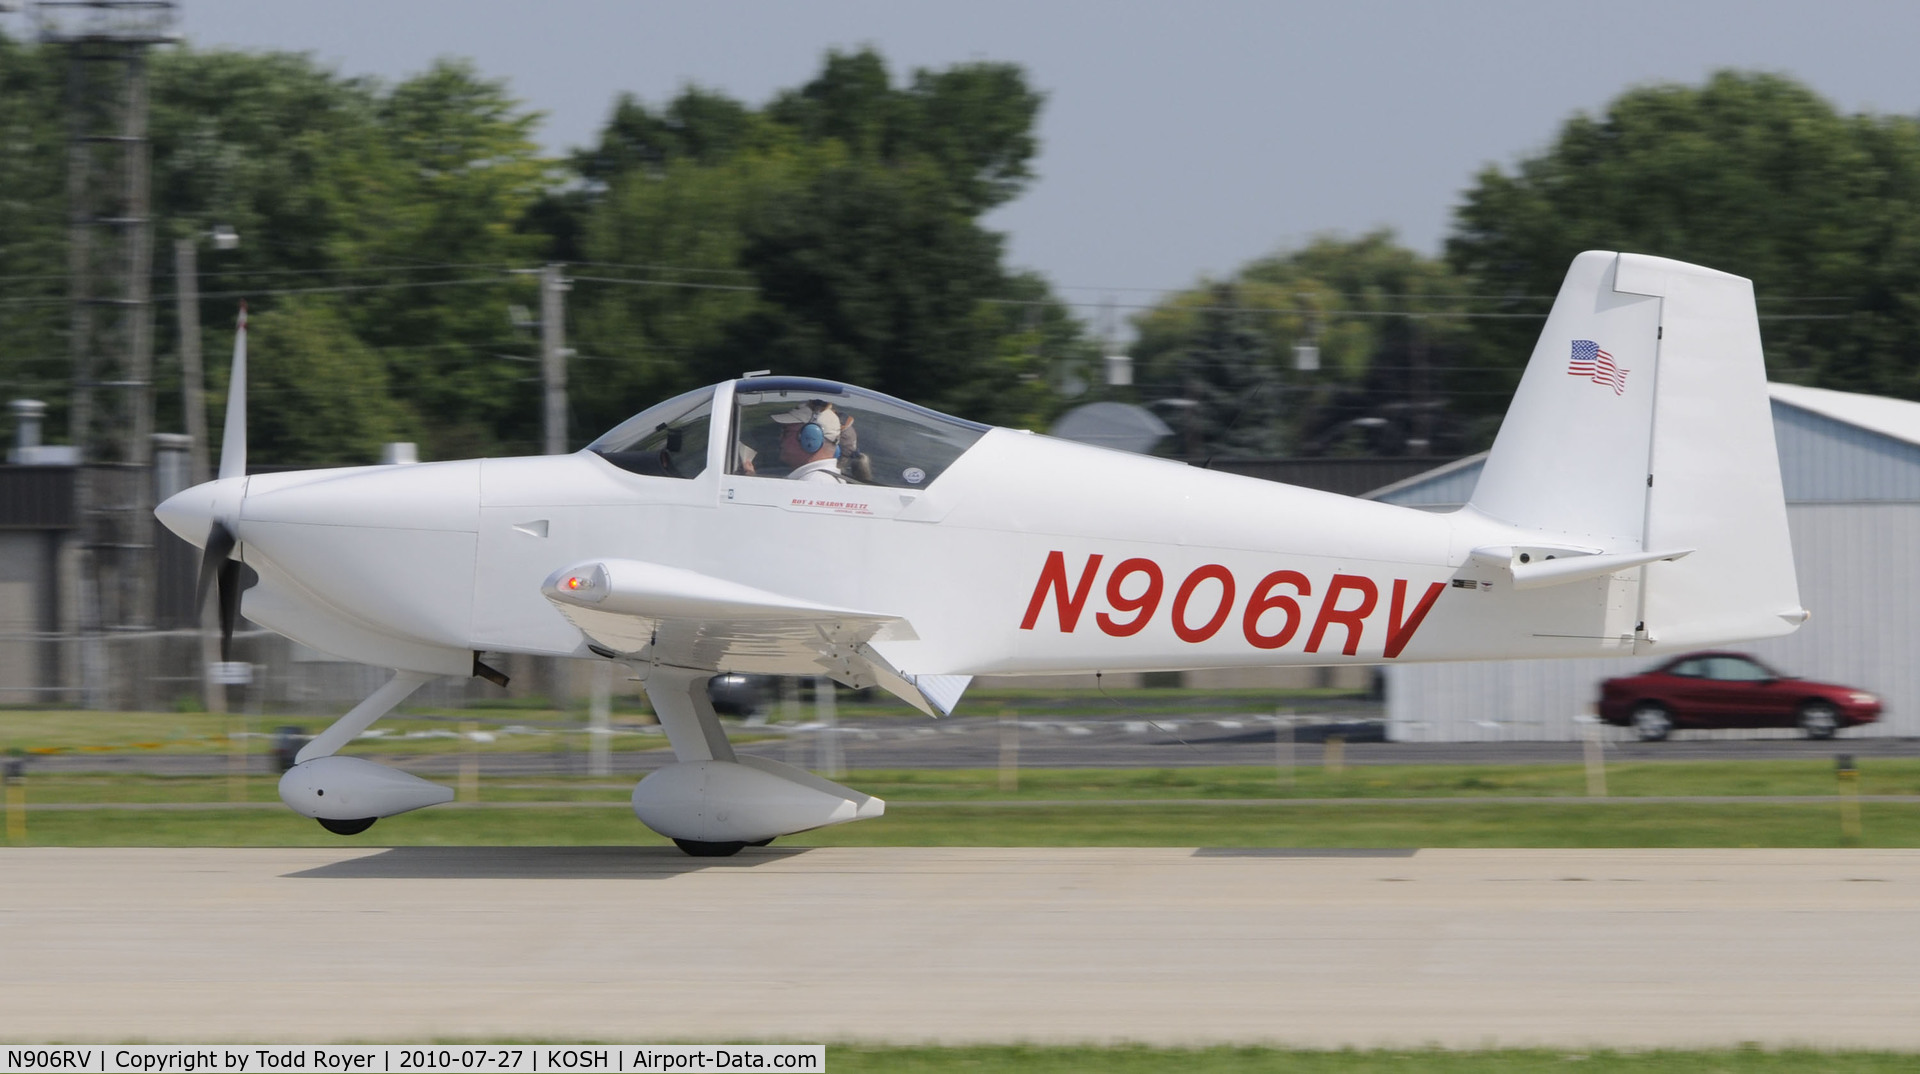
145;51;550;461
347;59;551;457
223;298;408;466
1449;70;1920;399
569;147;789;436
1130;232;1475;458
4;37;1075;462
566;47;1077;434
0;32;76;424
766;48;1040;215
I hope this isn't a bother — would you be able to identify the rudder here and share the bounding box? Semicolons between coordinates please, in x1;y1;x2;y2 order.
1468;251;1804;650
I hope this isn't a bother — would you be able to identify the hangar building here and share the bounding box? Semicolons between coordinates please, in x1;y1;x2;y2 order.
1373;383;1920;741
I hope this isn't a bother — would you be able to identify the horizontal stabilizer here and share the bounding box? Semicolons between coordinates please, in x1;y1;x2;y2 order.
1470;545;1693;590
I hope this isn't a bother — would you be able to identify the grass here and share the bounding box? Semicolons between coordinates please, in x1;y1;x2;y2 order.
11;800;1918;848
16;759;1920;805
797;801;1920;848
0;684;1378;757
5;762;1914;848
0;708;744;758
956;685;1378;718
851;761;1920;800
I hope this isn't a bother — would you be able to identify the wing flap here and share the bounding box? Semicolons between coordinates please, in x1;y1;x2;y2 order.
542;558;960;715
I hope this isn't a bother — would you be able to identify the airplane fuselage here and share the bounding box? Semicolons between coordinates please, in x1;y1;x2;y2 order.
219;420;1654;684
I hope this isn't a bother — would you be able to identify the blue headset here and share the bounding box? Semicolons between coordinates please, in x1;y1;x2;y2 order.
797;420;825;454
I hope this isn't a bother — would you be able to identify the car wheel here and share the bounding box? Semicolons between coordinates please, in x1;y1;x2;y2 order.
1798;702;1840;740
1631;703;1672;742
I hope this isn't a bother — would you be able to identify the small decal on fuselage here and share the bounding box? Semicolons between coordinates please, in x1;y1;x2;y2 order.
1018;550;1446;658
786;496;876;516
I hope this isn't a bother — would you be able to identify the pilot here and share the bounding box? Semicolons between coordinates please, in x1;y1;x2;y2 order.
771;401;848;483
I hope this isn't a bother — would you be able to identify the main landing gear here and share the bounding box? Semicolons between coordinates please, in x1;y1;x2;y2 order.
635;667;881;856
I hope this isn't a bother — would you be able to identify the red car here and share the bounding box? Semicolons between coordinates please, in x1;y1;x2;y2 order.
1598;652;1881;741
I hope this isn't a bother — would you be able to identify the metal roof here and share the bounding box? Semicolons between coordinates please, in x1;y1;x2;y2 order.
1369;384;1920;508
1767;383;1920;449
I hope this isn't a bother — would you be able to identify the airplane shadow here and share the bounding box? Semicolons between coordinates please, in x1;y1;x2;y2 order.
1192;847;1417;858
284;845;811;880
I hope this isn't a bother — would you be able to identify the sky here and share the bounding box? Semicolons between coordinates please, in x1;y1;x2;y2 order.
29;0;1920;328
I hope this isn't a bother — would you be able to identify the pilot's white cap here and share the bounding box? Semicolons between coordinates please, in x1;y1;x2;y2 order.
770;402;841;442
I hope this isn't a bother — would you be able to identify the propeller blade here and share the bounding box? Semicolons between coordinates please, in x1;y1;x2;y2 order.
194;520;237;619
217;556;243;663
218;302;247;482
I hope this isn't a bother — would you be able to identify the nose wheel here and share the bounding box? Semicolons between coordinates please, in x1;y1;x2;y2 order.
317;817;377;836
672;838;746;857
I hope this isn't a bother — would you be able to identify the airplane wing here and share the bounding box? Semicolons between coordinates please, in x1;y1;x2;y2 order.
540;558;967;716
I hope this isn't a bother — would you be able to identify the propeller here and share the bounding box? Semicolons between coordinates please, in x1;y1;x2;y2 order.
194;521;243;661
193;303;248;661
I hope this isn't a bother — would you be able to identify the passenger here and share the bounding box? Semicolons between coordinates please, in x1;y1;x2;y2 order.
838;414;875;484
771;401;847;483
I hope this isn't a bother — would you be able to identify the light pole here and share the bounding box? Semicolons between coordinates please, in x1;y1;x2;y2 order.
173;224;237;713
174;224;238;486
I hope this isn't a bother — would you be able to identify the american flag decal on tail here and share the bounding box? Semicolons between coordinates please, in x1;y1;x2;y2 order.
1568;339;1628;395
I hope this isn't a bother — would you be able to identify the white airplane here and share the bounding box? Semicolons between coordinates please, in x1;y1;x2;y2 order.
156;251;1805;855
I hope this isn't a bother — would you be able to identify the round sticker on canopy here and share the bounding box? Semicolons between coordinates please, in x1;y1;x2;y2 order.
902;466;926;485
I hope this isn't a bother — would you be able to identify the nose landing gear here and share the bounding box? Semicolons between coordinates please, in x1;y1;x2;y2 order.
317;817;377;836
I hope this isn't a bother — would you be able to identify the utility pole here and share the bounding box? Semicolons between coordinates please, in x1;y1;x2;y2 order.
535;263;573;710
174;228;235;714
173;225;235;486
541;263;572;455
39;0;178;709
173;239;208;484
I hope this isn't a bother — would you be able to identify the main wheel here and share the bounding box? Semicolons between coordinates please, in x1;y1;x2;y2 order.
1798;702;1840;740
1631;703;1673;742
318;817;377;836
673;838;747;857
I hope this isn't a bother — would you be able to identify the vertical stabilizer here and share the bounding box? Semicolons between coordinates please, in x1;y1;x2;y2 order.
1468;251;1804;649
1470;251;1661;548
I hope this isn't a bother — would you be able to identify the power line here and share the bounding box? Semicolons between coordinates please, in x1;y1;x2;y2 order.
567;259;755;278
0;257;1878;317
179;277;511;301
569;274;757;292
0;261;528;285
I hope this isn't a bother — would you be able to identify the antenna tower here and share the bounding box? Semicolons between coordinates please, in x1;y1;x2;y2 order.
36;1;178;707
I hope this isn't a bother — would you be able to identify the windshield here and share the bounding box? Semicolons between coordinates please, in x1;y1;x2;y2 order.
587;386;714;479
730;378;987;488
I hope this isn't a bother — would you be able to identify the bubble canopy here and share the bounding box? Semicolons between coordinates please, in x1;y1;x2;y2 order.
588;378;989;488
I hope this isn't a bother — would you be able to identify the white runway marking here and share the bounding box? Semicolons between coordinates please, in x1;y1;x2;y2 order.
3;846;1918;1048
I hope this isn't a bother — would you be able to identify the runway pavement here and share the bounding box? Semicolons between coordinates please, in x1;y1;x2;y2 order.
4;846;1919;1048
